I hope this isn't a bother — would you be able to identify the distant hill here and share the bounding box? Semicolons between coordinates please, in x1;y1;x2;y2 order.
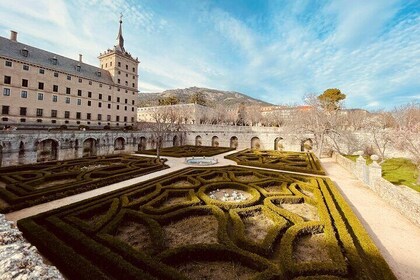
138;87;273;107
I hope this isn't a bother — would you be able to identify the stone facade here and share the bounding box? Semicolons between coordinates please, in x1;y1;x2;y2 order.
0;19;138;129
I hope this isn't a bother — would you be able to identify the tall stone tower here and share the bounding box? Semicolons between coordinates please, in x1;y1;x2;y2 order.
98;15;139;93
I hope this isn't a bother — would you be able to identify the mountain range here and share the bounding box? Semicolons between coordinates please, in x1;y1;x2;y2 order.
138;87;273;107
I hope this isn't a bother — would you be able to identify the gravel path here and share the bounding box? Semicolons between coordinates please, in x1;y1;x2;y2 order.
321;157;420;280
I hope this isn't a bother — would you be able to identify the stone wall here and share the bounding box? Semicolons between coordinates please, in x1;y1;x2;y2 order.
0;130;181;167
333;152;420;227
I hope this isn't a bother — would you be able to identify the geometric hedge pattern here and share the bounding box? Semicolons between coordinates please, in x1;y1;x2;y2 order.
0;155;168;213
225;149;326;175
137;145;235;157
18;165;395;280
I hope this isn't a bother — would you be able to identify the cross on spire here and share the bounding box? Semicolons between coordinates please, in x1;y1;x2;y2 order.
115;13;125;52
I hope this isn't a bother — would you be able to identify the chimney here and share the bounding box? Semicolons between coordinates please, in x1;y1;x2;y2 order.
79;54;83;62
10;30;17;41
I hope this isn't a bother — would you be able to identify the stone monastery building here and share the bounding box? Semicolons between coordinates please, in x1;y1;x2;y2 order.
0;18;139;128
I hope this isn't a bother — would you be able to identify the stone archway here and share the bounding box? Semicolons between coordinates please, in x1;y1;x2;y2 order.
195;135;202;146
83;138;98;157
114;137;125;151
274;137;284;151
138;137;147;151
37;139;59;162
230;136;238;149
173;135;180;147
301;139;313;152
251;137;261;150
212;136;219;147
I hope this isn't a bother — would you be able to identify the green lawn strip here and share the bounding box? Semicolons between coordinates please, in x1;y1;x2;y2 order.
343;155;419;192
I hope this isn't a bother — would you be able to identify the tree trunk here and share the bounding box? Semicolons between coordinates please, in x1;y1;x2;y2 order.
318;132;324;159
156;136;161;160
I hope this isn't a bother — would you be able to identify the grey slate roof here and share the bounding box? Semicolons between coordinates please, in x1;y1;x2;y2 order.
0;36;114;84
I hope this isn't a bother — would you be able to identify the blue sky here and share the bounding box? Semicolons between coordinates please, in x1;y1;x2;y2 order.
0;0;419;109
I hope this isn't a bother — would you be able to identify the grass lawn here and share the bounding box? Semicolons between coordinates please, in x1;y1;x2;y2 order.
344;156;419;192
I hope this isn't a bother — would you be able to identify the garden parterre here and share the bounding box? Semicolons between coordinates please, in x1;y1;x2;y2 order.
225;149;325;175
0;155;168;213
18;165;395;279
137;145;235;157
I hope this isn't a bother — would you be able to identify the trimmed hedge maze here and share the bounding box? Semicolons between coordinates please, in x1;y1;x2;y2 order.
18;166;395;280
225;149;325;175
137;145;235;157
0;155;168;212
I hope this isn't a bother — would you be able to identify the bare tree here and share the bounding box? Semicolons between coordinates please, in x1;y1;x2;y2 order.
139;106;183;160
392;103;420;183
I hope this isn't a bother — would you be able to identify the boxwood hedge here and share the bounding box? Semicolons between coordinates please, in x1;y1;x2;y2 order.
0;155;168;212
137;145;235;157
18;165;395;279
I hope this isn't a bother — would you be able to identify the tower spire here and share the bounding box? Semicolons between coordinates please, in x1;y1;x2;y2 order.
115;13;125;52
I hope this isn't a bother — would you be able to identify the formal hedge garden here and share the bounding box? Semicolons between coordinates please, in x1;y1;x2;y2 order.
0;155;168;212
225;149;325;175
137;145;235;157
18;165;395;279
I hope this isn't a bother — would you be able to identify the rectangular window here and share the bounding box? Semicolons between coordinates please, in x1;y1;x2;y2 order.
117;105;120;110
116;116;120;122
118;62;121;67
20;107;27;116
52;95;58;102
131;117;134;122
51;110;57;117
5;61;12;67
117;97;120;102
22;79;28;87
88;91;92;98
23;65;29;71
87;113;91;120
132;67;135;72
132;100;135;105
77;89;82;96
38;82;44;90
88;101;91;106
107;115;111;121
89;81;92;85
78;78;82;83
39;69;45;74
76;112;81;119
2;106;9;115
65;97;70;104
53;85;58;92
64;111;70;118
77;99;81;105
98;102;102;108
67;75;71;80
54;72;58;77
4;76;11;84
98;114;102;120
125;65;128;70
108;96;111;101
99;94;102;100
117;78;120;84
125;98;127;104
36;108;43;117
124;106;127;111
38;92;44;100
19;90;28;98
124;116;127;122
99;83;102;88
66;87;71;94
108;104;111;109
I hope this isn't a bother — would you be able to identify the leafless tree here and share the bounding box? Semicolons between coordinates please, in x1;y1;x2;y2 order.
138;106;183;160
392;103;420;183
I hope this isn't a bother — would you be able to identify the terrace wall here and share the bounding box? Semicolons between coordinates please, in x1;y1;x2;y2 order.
332;152;420;227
